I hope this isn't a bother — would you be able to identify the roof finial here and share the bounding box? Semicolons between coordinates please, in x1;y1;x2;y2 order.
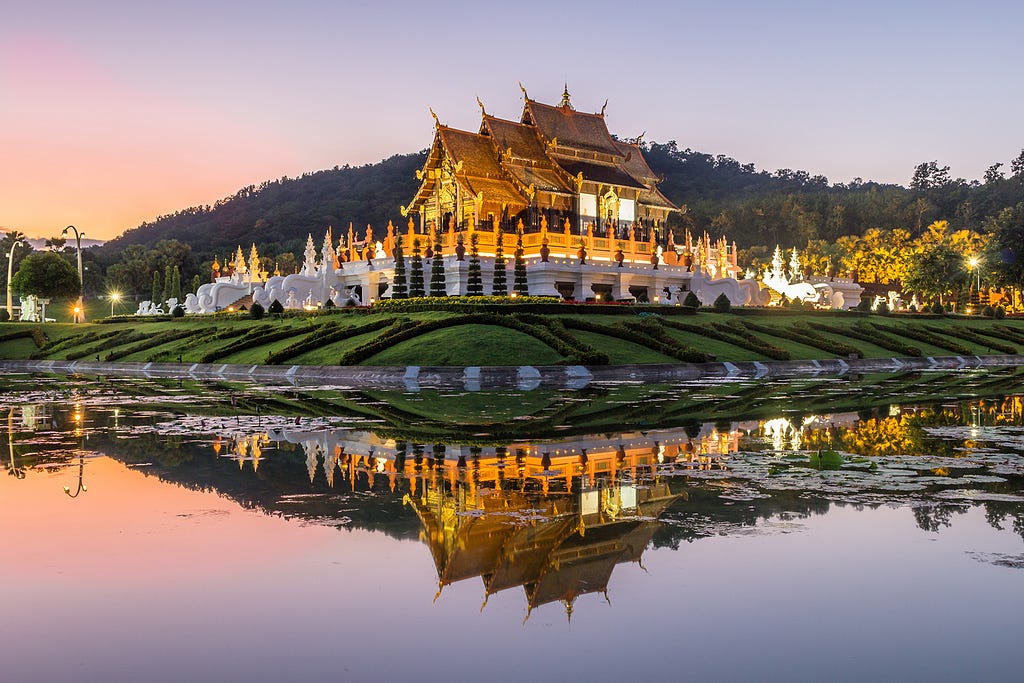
560;83;572;108
518;81;528;100
600;99;608;116
476;96;487;117
429;107;440;128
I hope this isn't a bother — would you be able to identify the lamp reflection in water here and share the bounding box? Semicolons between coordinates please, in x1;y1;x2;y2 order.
63;405;87;497
7;409;25;479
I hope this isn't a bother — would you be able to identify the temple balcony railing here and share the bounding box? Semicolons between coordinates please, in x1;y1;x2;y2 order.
343;220;677;267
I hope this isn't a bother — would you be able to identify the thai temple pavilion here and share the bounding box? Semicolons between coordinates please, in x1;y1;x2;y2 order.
189;87;850;313
402;85;679;244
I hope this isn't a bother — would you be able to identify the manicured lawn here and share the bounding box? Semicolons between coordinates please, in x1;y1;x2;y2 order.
4;308;1024;366
362;324;565;366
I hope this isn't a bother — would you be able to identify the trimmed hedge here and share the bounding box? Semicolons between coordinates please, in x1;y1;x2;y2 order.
103;328;199;362
992;324;1024;345
199;323;324;363
0;328;39;346
923;325;1018;355
808;322;922;356
516;314;610;364
743;320;863;358
265;317;403;364
662;319;790;360
710;321;791;360
870;323;972;356
30;328;122;358
67;332;151;360
372;296;698;316
97;315;173;324
561;317;709;363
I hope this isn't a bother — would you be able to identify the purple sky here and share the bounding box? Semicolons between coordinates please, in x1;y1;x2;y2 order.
2;0;1021;240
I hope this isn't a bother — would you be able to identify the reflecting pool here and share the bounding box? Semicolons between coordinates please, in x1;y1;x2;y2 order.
2;371;1024;681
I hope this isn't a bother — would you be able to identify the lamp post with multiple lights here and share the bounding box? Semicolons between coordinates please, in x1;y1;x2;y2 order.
62;225;85;323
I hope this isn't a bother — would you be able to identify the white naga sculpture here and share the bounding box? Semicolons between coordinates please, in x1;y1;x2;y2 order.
760;245;863;309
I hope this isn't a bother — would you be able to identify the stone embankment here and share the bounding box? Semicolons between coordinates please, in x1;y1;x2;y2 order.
2;355;1022;391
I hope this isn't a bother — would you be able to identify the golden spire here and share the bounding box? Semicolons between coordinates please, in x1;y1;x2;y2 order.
476;96;487;117
429;107;440;128
560;83;572;108
518;81;528;100
600;99;608;116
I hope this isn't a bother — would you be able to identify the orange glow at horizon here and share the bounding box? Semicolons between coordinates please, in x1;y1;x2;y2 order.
0;37;297;241
0;455;344;583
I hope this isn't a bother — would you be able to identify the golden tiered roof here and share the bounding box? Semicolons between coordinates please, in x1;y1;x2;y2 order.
481;116;575;196
522;97;623;158
405;89;680;220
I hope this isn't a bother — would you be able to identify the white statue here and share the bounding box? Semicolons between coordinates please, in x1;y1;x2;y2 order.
19;295;38;322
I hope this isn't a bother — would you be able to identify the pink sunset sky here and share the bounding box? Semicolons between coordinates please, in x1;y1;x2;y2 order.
2;0;1021;241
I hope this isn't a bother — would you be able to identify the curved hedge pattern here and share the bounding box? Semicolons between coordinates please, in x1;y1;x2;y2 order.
809;322;921;357
265;317;403;364
661;319;790;360
103;329;198;362
561;317;709;363
338;314;594;365
870;323;972;356
923;325;1017;355
743;320;862;358
199;324;323;363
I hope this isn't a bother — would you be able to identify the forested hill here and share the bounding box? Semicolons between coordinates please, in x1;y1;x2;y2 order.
643;142;1024;248
103;152;426;256
100;142;1024;260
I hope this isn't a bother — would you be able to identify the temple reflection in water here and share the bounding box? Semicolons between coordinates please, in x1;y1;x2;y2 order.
7;387;1024;615
235;426;706;615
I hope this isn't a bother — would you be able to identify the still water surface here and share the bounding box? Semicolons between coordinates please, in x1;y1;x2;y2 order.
2;371;1024;681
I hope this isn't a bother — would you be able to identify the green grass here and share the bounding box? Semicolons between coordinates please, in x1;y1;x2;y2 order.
362;324;565;366
660;327;766;361
4;309;1024;366
290;330;385;365
569;329;677;364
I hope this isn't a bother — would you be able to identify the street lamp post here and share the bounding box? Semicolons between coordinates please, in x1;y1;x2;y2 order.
6;238;24;319
968;256;982;306
62;225;85;323
109;291;120;317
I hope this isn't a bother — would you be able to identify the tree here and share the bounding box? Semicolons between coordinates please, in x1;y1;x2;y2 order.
910;161;951;192
513;225;528;295
984;163;1005;184
1011;150;1024;177
45;236;67;252
391;234;407;299
10;252;80;301
191;274;201;294
152;270;162;305
492;233;507;295
466;232;483;296
162;264;173;304
171;266;182;302
409;238;425;297
904;242;968;305
683;291;700;308
713;292;732;312
986;203;1024;288
105;244;151;297
429;224;446;296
